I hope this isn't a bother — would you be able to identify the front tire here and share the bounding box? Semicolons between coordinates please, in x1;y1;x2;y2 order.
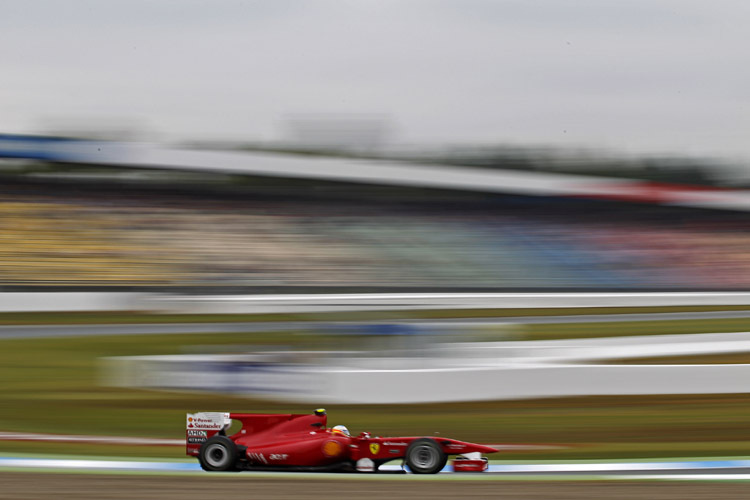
405;438;447;474
198;435;238;471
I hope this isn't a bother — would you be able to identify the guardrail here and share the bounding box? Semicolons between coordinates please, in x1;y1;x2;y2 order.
4;291;750;313
150;292;750;314
0;292;145;312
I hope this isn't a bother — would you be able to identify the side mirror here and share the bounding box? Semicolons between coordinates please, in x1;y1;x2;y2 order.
311;422;323;428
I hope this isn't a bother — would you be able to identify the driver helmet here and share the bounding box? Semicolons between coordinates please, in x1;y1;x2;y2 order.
331;425;350;437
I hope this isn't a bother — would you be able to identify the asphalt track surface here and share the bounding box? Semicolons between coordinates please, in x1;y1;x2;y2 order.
2;472;749;500
4;309;750;339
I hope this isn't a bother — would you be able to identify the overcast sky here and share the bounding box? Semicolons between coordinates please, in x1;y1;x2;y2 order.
1;1;749;159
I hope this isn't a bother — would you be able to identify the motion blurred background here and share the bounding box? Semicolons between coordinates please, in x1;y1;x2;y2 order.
1;0;750;464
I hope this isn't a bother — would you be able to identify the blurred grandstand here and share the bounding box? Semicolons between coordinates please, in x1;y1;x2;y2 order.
0;134;749;292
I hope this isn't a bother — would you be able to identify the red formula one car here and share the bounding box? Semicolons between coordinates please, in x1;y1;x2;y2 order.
186;409;496;474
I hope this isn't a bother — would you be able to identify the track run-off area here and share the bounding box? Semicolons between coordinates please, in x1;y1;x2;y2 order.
5;308;750;340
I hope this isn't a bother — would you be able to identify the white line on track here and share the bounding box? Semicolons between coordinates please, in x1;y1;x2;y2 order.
2;456;750;479
611;474;750;481
0;432;182;446
0;457;197;471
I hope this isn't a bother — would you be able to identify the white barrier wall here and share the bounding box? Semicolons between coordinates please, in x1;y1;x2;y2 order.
0;293;146;312
150;292;750;314
6;291;750;313
314;364;750;404
103;355;750;404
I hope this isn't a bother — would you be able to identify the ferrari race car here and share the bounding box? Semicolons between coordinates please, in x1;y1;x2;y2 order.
186;409;496;474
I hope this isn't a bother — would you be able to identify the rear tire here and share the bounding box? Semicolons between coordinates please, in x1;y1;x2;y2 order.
405;438;447;474
198;435;238;472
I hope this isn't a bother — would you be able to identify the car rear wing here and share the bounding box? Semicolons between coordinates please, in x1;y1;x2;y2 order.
186;412;231;456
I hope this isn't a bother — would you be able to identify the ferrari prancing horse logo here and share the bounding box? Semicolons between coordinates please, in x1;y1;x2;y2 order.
369;443;380;455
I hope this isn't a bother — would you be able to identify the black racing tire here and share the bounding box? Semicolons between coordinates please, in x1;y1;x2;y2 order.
405;438;447;474
198;435;238;472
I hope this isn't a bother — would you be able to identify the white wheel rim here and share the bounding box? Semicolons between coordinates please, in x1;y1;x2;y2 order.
205;443;229;468
411;445;438;469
